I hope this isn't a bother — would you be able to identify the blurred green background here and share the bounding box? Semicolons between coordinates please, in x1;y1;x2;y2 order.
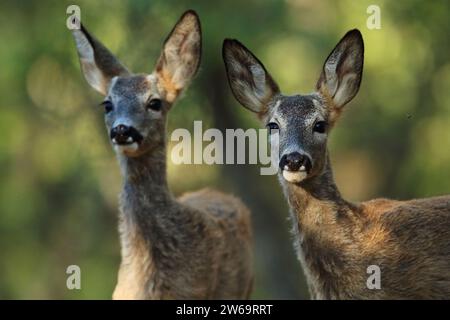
0;0;449;299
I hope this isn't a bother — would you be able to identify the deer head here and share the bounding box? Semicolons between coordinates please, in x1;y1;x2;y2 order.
72;10;201;157
223;30;364;183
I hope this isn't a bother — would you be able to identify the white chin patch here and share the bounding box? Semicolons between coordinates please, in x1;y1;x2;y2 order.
114;142;139;155
282;170;307;183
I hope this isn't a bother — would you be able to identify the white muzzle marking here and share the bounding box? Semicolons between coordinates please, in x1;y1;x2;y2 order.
114;142;139;154
282;170;307;183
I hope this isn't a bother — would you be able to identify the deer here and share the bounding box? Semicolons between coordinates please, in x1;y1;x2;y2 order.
71;10;253;299
223;29;450;299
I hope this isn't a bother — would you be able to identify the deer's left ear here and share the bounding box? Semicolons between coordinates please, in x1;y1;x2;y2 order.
155;10;202;102
316;29;364;110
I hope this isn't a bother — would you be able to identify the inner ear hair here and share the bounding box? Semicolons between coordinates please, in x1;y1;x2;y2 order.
155;10;202;102
316;29;364;112
72;24;130;95
222;39;279;115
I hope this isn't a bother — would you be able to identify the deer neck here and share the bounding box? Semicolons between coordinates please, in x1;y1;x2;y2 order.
281;152;360;298
119;142;171;205
285;154;345;213
282;152;357;225
117;138;181;242
115;140;177;298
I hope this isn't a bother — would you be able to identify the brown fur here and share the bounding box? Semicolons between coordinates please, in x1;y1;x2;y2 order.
113;160;254;299
72;10;253;299
223;30;450;299
156;68;181;103
285;158;450;299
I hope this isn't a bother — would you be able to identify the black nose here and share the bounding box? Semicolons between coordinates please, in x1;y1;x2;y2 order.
110;125;133;144
279;152;311;172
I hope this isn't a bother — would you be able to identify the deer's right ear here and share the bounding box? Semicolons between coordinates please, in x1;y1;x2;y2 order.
72;24;130;95
222;39;280;114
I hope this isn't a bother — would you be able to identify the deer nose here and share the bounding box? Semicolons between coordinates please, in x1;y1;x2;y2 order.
279;152;311;172
110;124;133;145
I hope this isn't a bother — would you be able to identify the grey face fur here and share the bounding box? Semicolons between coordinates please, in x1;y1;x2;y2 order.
72;11;201;157
223;30;364;183
265;93;330;182
103;74;166;157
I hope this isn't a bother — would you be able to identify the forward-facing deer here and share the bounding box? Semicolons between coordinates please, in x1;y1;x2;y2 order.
223;30;450;299
71;10;253;299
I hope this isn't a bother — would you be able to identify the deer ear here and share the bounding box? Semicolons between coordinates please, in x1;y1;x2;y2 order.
223;39;280;115
316;29;364;110
155;10;202;103
72;24;130;95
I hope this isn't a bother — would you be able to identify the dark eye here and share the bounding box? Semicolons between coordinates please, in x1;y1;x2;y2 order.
147;99;162;111
313;121;327;134
266;122;279;133
102;101;113;114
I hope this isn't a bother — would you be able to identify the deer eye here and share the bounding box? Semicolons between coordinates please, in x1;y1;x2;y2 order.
313;121;327;134
266;122;279;133
102;101;113;114
147;99;162;111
